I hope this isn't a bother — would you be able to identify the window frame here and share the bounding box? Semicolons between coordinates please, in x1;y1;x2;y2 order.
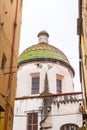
1;54;7;73
56;74;64;93
56;74;63;93
31;73;40;94
27;112;38;130
56;79;62;93
85;54;87;69
10;0;14;4
60;123;79;130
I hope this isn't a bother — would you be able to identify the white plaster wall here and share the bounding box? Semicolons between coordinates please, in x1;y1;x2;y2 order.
13;99;83;130
13;98;43;130
16;62;74;97
52;114;82;130
51;102;82;129
13;61;82;130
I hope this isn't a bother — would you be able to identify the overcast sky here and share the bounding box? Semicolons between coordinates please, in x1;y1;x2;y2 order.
19;0;81;91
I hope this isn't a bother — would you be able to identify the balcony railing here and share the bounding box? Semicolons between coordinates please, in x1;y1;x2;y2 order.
55;92;82;102
15;92;82;102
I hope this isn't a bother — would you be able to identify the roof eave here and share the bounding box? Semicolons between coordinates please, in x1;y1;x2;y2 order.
18;58;75;77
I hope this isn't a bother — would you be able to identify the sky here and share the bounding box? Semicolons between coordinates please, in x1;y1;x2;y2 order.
19;0;81;91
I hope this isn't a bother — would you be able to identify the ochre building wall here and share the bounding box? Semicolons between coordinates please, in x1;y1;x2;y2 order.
81;0;87;106
0;0;22;130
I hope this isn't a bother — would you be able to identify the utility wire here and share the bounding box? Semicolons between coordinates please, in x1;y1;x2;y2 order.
0;93;13;115
0;66;17;70
0;55;85;71
13;112;82;117
1;29;19;62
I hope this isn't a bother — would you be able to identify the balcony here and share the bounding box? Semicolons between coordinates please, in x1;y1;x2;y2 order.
55;92;82;103
16;92;82;103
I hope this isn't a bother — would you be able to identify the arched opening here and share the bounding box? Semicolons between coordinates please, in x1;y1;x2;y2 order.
60;123;79;130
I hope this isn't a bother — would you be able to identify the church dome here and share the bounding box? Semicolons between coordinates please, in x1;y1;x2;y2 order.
18;30;74;76
19;42;69;64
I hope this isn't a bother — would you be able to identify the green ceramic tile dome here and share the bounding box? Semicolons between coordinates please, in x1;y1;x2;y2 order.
18;30;70;67
19;42;69;64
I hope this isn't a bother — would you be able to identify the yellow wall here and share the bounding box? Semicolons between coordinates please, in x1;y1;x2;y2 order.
0;112;5;130
0;0;22;130
81;0;87;106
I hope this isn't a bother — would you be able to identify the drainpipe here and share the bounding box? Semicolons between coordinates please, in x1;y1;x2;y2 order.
5;0;19;130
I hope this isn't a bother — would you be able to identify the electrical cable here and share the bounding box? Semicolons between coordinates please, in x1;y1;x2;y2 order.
1;29;11;47
13;112;82;117
0;56;81;76
1;28;20;61
0;55;85;71
0;93;13;115
0;66;17;70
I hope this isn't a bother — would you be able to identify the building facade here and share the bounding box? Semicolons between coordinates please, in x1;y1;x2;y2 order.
13;31;83;130
0;0;22;130
77;0;87;129
78;0;87;107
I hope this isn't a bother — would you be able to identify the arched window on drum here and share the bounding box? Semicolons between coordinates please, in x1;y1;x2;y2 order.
60;123;79;130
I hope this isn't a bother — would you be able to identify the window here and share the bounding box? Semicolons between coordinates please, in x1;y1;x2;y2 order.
56;79;62;93
61;124;79;130
27;113;38;130
1;54;7;73
11;0;14;3
85;55;87;69
56;74;63;93
31;73;40;94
